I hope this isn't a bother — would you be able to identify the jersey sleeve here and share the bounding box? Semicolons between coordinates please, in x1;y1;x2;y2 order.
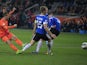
0;21;16;30
34;16;38;24
0;21;8;30
55;18;61;23
34;20;37;23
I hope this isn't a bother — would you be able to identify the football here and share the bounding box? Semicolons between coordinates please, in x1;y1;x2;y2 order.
81;42;87;49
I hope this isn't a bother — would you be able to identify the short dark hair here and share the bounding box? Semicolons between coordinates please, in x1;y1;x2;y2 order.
2;7;8;16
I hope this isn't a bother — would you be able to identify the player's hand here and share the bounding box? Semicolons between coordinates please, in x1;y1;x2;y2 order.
51;34;56;39
14;24;17;27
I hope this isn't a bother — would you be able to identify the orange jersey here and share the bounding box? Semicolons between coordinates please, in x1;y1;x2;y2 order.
0;18;16;38
0;18;9;35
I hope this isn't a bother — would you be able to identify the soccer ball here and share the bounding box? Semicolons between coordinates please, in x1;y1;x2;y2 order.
81;42;87;49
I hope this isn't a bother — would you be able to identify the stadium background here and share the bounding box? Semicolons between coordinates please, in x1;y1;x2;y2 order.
0;0;87;34
0;0;87;65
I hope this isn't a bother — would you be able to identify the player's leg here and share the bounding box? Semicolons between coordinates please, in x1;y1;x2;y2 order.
46;34;52;52
22;39;35;52
35;39;43;53
46;28;60;55
8;33;24;46
16;39;36;54
48;29;60;52
46;40;53;54
42;34;53;54
33;35;53;54
22;33;41;52
2;36;18;52
46;40;53;47
47;40;53;54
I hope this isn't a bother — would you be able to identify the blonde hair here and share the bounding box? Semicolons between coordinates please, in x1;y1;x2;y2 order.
40;6;48;13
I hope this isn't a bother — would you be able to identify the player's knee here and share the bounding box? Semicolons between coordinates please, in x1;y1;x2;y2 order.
2;36;10;43
6;40;12;45
12;35;17;40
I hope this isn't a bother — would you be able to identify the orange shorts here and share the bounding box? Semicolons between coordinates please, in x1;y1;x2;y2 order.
1;32;13;42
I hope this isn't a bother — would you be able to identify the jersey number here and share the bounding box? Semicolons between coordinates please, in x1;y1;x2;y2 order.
37;20;43;29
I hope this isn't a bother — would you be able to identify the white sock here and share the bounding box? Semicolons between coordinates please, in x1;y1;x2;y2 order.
50;40;53;47
22;43;31;51
46;41;48;45
36;40;42;52
47;40;53;53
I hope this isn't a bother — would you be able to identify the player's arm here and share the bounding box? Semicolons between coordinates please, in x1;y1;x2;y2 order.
8;24;17;29
8;7;16;15
1;23;17;30
51;18;60;28
44;23;52;35
50;18;56;28
33;20;37;35
43;21;56;38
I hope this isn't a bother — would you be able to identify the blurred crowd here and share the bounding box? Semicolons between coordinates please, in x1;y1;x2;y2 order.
0;0;36;28
61;16;87;33
44;0;87;16
0;0;87;33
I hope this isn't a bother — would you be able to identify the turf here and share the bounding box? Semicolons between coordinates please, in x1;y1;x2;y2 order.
0;29;87;65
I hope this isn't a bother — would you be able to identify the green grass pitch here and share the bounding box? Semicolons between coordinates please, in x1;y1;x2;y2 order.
0;29;87;65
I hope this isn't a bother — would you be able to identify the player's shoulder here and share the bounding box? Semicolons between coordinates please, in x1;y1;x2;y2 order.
0;18;5;25
49;16;54;20
52;16;57;19
53;16;59;20
53;17;61;23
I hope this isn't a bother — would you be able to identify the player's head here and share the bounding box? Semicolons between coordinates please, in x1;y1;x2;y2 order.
48;10;54;17
1;7;10;19
40;6;48;15
2;7;6;12
2;7;7;14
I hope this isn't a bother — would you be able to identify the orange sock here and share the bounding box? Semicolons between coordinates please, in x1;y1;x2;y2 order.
9;44;18;51
15;38;23;46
